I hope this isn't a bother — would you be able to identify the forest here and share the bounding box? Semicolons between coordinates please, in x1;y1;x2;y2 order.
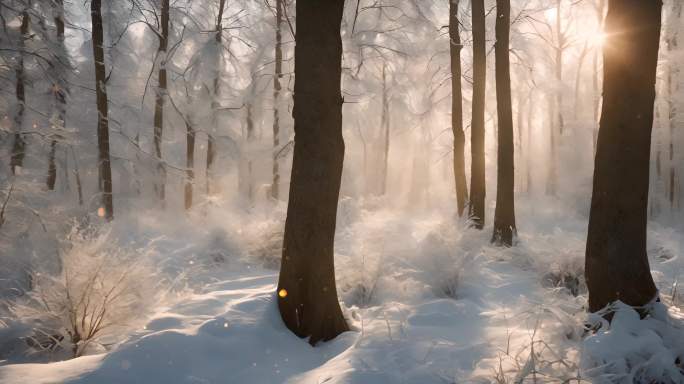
0;0;683;383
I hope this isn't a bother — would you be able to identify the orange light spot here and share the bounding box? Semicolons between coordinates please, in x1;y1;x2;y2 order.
278;289;288;298
97;207;105;217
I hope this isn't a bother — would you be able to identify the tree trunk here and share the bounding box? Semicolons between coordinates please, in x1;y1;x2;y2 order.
185;117;195;210
153;0;169;203
591;0;605;155
491;0;516;247
245;103;255;202
526;88;533;193
91;0;113;221
380;64;390;196
277;0;348;346
666;1;682;209
271;0;283;200
450;0;468;216
469;0;486;228
207;0;226;197
47;0;67;191
585;0;662;313
70;146;84;206
546;95;557;195
10;8;29;176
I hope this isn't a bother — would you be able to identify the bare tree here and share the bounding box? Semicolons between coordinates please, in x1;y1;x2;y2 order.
469;0;486;229
47;0;68;191
450;0;468;216
492;0;516;246
10;5;29;175
91;0;114;221
277;0;348;346
271;0;283;200
152;0;170;203
206;0;227;196
379;63;390;196
585;0;662;313
666;0;682;209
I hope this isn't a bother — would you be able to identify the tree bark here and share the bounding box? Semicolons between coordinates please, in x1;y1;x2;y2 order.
271;0;283;200
585;0;662;313
185;117;195;210
666;1;682;209
91;0;113;221
245;103;255;202
491;0;516;247
47;0;67;190
153;0;169;203
10;8;29;176
450;0;468;216
206;0;226;197
469;0;486;228
547;0;563;196
277;0;348;346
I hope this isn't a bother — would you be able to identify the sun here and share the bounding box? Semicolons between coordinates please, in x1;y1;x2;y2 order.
588;31;607;48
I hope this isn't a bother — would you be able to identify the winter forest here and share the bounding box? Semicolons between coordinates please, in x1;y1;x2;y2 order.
0;0;683;382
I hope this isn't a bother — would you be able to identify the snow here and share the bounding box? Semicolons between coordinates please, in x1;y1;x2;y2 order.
1;197;683;383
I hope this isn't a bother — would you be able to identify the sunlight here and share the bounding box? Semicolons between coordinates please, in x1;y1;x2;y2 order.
587;31;607;48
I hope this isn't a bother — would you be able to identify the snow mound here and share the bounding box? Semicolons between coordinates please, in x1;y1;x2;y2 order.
582;301;684;383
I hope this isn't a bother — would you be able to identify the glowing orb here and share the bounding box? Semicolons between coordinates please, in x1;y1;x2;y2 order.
97;207;105;217
278;289;288;298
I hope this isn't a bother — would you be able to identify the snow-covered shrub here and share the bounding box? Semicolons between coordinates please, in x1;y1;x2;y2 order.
582;301;684;383
417;224;472;299
541;257;586;297
8;228;159;358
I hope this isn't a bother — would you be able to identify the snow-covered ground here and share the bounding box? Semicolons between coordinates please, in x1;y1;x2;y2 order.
1;197;683;383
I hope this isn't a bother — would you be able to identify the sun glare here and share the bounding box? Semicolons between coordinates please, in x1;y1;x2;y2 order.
588;32;607;47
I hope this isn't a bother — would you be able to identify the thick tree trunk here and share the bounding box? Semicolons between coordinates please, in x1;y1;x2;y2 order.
491;0;516;247
450;0;468;216
277;0;348;346
91;0;113;221
10;9;29;176
271;0;283;200
585;0;662;313
469;0;486;228
47;0;67;191
185;117;195;210
153;0;169;203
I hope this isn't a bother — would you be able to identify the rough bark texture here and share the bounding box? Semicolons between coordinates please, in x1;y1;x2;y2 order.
271;0;283;200
585;0;662;313
10;9;29;176
91;0;113;221
492;0;516;247
469;0;486;229
450;0;468;216
153;0;169;202
277;0;348;346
